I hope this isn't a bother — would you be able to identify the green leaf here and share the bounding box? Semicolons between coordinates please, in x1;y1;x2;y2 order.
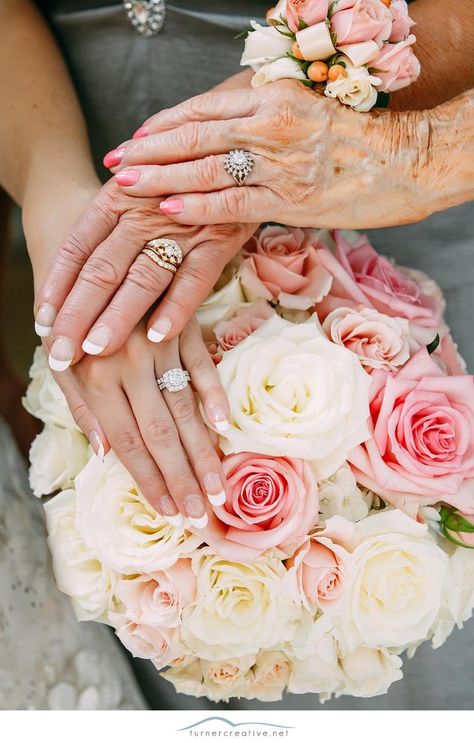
375;91;390;108
234;27;252;40
299;18;309;30
427;334;440;355
441;509;474;534
442;527;474;549
330;31;338;47
275;25;296;39
369;67;387;75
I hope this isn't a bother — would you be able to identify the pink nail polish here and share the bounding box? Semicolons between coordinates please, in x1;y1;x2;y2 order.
133;125;149;139
160;197;184;215
103;146;125;169
115;169;140;186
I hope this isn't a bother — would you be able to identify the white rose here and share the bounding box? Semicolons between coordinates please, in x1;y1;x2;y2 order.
200;656;256;702
318;463;373;522
287;616;342;697
160;656;204;698
74;452;201;575
241;20;293;69
23;347;78;429
243;650;292;702
324;60;381;112
344;510;449;648
339;646;403;698
181;548;300;660
430;546;474;649
29;424;89;497
215;315;371;478
44;490;116;622
252;57;308;88
196;262;245;330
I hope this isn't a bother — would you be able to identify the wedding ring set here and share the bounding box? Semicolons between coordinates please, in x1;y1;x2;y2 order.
142;238;184;273
156;368;191;393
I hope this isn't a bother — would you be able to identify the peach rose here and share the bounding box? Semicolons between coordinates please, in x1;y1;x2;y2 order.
372;35;420;92
348;349;474;516
286;0;329;33
203;453;319;562
389;0;415;42
240;225;332;311
317;231;442;328
330;0;392;47
212;300;274;353
111;618;179;664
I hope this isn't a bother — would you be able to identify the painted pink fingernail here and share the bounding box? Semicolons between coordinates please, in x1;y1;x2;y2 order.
160;197;184;215
103;146;125;169
133;125;149;139
115;169;141;186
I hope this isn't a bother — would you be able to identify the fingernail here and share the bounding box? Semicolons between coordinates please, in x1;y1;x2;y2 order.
184;494;206;519
82;326;112;355
103;146;125;169
208;406;230;433
160;495;182;520
204;474;226;506
133;125;149;139
147;317;171;344
89;430;105;461
115;169;141;186
48;337;75;372
35;303;57;337
188;513;208;530
160;197;184;215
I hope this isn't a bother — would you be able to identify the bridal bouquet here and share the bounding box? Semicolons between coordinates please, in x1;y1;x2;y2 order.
26;228;474;703
241;0;420;111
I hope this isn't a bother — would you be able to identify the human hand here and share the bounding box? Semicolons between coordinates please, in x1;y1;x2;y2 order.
33;178;256;374
107;80;437;229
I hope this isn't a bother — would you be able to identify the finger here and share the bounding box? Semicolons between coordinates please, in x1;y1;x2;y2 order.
180;318;230;438
114;153;266;197
34;190;119;338
124;356;208;528
146;240;229;343
55;371;110;460
132;89;261;138
158;186;271;225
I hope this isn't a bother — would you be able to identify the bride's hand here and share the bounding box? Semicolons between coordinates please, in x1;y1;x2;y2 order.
33;178;256;374
50;317;227;527
107;80;437;229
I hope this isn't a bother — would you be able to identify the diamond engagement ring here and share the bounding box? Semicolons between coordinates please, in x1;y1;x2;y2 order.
224;150;255;186
142;238;184;274
157;368;191;393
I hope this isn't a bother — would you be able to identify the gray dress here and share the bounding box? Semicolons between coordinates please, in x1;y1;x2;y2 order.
36;0;474;710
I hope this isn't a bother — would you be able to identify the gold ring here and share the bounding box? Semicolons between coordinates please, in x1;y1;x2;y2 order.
142;238;184;274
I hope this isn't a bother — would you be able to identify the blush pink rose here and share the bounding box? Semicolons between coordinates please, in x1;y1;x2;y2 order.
372;35;420;92
389;0;415;42
213;300;274;353
330;0;392;46
112;619;178;663
286;0;329;33
348;349;474;516
240;225;332;311
202;453;319;562
316;231;442;328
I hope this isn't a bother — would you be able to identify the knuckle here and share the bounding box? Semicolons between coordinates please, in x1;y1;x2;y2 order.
186;354;212;378
177;122;202;153
68;400;91;432
221;188;251;220
171;394;197;424
115;428;146;456
186;93;211;118
80;254;121;291
146;418;177;447
58;234;90;269
195;156;221;189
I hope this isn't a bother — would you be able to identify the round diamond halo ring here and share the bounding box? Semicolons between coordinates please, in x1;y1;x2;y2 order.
224;150;255;186
157;368;191;393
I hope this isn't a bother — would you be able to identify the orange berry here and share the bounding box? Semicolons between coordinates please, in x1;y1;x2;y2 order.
328;64;347;81
307;61;329;83
291;41;305;60
380;0;391;6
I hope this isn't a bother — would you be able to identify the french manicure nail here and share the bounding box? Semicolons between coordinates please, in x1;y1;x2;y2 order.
133;125;149;139
103;146;125;169
48;337;75;372
82;326;112;355
184;494;206;519
89;430;105;461
204;474;226;506
208;406;230;433
188;513;208;530
147;317;171;344
35;303;57;337
160;197;184;215
115;169;141;186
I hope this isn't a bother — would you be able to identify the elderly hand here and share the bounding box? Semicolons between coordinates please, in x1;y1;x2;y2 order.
33;178;256;373
107;79;443;229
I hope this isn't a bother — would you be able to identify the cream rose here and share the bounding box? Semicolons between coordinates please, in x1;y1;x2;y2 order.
252;57;308;88
324;60;381;112
318;463;373;522
339;646;403;697
181;548;301;660
29;424;89;497
23;347;78;429
74;452;201;575
215;314;371;478
44;490;116;622
430;547;474;650
287;616;342;696
196;262;245;331
200;655;256;702
345;510;449;648
243;650;292;702
241;20;293;69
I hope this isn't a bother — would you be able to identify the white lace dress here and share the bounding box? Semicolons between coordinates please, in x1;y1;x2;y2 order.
0;419;146;710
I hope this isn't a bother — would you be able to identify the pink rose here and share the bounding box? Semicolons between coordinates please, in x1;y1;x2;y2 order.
435;330;468;377
389;0;415;42
330;0;392;46
213;300;274;353
202;453;319;562
348;349;474;516
286;0;329;33
317;231;442;328
372;35;420;92
240;225;332;311
112;619;178;663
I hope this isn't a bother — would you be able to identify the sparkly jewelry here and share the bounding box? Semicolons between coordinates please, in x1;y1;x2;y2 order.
157;368;191;393
224;150;255;186
122;0;166;38
142;238;184;274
